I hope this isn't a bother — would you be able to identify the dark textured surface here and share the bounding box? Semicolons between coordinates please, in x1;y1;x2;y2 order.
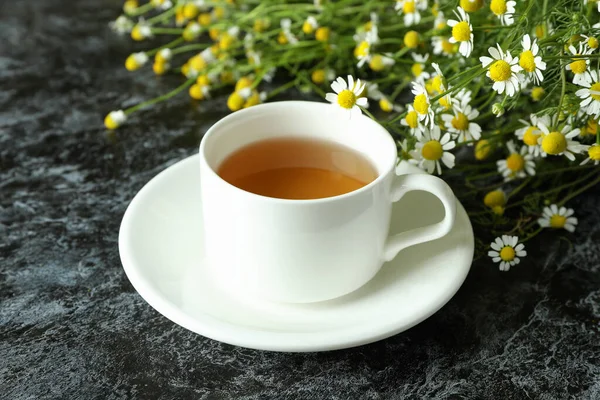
1;1;600;399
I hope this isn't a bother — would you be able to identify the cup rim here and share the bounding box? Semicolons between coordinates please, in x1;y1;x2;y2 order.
199;100;397;204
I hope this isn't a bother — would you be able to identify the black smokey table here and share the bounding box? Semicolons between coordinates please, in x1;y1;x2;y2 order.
1;1;599;399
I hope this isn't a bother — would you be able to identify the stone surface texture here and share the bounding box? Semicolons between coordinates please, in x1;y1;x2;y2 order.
1;1;599;399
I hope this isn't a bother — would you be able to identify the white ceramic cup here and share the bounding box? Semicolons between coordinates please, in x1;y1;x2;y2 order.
199;101;456;303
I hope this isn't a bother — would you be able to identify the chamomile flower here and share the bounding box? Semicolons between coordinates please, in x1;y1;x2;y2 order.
432;36;458;56
430;63;454;110
131;20;152;41
302;16;319;34
369;54;395;72
434;11;447;30
401;104;425;137
411;53;430;80
379;98;402;113
441;105;481;143
496;140;536;181
411;81;435;128
566;43;592;85
278;18;298;45
124;52;149;71
355;27;379;67
538;205;578;232
581;34;599;51
395;0;427;26
576;69;600;118
109;15;134;34
490;0;515;26
536;122;585;161
488;235;526;271
580;143;600;165
104;110;127;130
447;7;474;57
480;44;522;96
514;114;551;157
519;34;546;84
325;75;368;118
409;126;456;174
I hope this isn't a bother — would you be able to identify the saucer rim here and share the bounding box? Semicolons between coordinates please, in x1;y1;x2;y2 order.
119;155;474;352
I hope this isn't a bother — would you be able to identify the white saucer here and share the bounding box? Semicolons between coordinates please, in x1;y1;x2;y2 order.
119;155;474;352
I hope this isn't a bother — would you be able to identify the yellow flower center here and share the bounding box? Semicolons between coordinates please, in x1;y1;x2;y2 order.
432;75;444;93
588;37;599;49
244;91;261;108
277;31;288;45
254;19;268;33
452;21;471;42
153;61;168;75
475;139;492;160
131;25;146;41
484;190;506;208
404;31;420;49
441;39;457;54
535;24;546;39
315;27;330;42
490;0;507;16
500;246;515;261
489;60;512;82
189;55;206;71
104;114;118;130
436;21;447;30
492;206;505;216
531;86;545;101
370;55;386;72
506;153;525;172
550;215;567;228
213;6;226;20
364;21;373;31
379;98;393;112
337;89;357;109
451;112;469;131
189;83;206;100
235;76;253;91
439;96;451;110
413;94;429;114
422;140;443;161
523;126;541;146
354;41;370;57
183;3;199;19
302;20;313;34
519;50;536;73
405;111;419;128
585;119;598;135
311;69;326;84
589;145;600;160
227;92;245;111
403;0;416;13
460;0;484;12
590;82;600;101
411;63;423;77
569;59;587;74
219;33;235;50
541;131;567;155
198;13;212;26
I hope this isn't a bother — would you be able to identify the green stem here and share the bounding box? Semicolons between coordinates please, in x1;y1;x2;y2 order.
126;2;154;17
146;6;178;25
145;37;185;56
558;173;600;206
150;27;185;35
171;43;211;55
124;78;195;115
266;78;300;99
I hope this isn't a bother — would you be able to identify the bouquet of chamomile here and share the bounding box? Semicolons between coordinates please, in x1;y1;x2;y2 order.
106;0;600;270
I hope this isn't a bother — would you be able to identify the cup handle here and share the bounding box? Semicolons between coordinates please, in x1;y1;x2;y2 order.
382;173;456;262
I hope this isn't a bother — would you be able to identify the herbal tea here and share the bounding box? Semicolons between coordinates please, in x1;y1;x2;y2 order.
217;137;378;200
